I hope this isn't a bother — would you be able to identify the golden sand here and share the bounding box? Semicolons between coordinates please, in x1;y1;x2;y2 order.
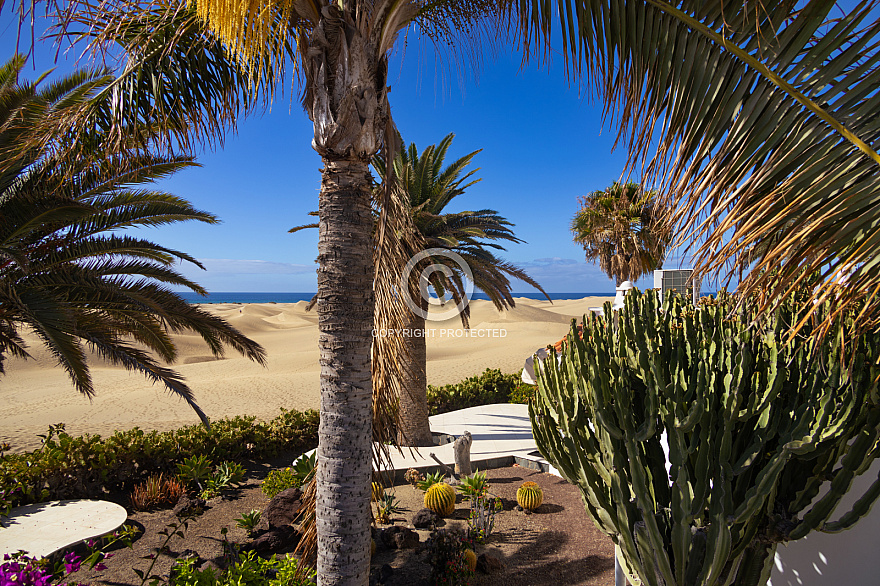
0;297;613;451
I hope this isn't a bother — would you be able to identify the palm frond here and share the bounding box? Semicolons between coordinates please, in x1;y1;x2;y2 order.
0;57;266;424
549;0;880;338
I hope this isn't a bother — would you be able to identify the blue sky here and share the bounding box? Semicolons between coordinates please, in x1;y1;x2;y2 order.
2;14;706;294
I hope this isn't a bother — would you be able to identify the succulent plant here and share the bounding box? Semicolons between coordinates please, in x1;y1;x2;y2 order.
375;492;402;524
424;482;456;517
235;509;262;536
457;470;489;500
463;548;477;572
417;471;446;492
532;288;880;586
516;481;543;511
130;473;184;511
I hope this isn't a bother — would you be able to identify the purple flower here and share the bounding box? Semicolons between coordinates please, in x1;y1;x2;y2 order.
64;551;81;573
94;563;107;571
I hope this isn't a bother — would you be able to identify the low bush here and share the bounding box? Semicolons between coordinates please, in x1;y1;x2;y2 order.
262;452;316;499
169;551;315;585
261;467;298;499
427;368;533;414
0;409;319;509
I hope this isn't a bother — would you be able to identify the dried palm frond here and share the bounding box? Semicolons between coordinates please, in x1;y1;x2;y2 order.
533;0;880;347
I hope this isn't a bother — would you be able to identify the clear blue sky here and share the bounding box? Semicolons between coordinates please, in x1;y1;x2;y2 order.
2;14;707;294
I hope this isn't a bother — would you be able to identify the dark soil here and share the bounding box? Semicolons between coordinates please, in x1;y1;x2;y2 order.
74;460;615;586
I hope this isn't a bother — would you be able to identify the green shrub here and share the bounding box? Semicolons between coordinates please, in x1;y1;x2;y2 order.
262;452;316;499
508;381;535;404
0;409;319;509
427;368;523;414
261;467;299;499
170;551;316;585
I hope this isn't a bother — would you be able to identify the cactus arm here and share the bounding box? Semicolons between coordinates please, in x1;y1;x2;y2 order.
820;461;880;533
790;408;880;539
671;467;695;584
733;545;777;586
700;498;733;585
624;437;677;584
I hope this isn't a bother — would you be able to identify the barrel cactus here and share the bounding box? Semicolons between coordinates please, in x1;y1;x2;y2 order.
531;288;880;586
463;548;477;572
516;481;543;511
424;482;456;517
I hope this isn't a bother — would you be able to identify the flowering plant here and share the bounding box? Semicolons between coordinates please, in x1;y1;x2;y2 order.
0;525;134;586
425;528;473;586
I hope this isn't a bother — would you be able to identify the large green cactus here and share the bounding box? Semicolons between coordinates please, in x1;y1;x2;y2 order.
531;289;880;586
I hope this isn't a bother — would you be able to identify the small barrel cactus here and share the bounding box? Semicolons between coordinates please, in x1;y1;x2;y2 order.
371;482;384;502
424;482;456;516
517;481;543;510
463;548;477;572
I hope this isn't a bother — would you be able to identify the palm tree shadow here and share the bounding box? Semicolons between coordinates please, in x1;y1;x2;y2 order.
490;530;614;585
489;475;524;485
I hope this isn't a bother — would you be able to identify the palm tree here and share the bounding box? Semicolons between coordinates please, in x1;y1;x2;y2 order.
33;0;880;582
0;56;266;425
373;133;547;446
571;182;668;287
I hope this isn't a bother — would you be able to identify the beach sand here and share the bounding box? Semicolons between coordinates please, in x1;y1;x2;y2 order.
0;297;612;452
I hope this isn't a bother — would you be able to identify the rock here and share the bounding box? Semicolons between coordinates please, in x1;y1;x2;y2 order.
243;526;300;554
476;552;505;574
173;495;206;517
177;549;199;562
412;508;439;529
379;525;420;549
378;564;394;583
197;559;223;573
264;487;303;528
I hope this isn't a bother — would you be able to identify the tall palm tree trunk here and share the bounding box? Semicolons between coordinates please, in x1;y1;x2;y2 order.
316;159;374;585
304;5;390;583
397;298;432;446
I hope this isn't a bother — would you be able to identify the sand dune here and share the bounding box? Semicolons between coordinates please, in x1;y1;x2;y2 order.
0;297;611;452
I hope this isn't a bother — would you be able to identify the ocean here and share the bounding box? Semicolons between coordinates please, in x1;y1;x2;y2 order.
176;292;612;304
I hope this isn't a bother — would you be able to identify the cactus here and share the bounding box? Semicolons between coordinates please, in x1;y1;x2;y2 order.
424;482;456;517
516;481;543;510
463;548;477;572
531;288;880;586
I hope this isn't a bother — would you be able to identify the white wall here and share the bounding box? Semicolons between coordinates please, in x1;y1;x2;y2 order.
769;457;880;585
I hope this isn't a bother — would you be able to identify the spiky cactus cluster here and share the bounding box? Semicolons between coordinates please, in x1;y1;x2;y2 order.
531;289;880;586
424;482;456;517
516;481;543;510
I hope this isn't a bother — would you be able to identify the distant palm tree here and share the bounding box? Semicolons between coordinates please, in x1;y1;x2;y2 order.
0;56;266;426
571;182;668;287
374;133;547;445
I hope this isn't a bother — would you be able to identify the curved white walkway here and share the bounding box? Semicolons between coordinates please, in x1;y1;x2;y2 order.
0;499;127;558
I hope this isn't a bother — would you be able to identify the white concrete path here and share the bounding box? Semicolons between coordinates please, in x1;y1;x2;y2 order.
380;403;551;477
299;403;555;478
0;499;127;558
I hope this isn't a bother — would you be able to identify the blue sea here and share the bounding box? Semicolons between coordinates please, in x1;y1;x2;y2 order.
176;292;613;304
